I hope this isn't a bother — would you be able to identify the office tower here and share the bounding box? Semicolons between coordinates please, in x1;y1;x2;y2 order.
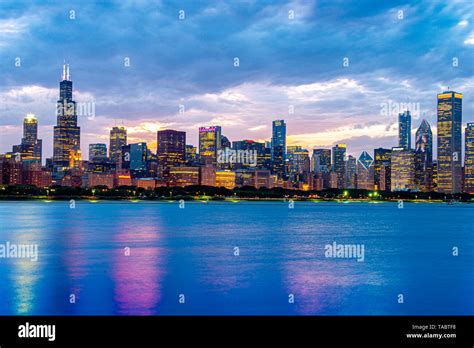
185;145;197;165
199;126;221;164
414;120;433;192
345;155;356;189
332;144;346;189
215;170;236;189
109;126;127;163
169;167;200;186
398;110;411;150
356;151;374;190
89;143;107;162
464;123;474;193
312;149;331;173
437;91;462;193
233;140;266;168
53;63;81;171
286;146;310;182
130;142;147;178
221;135;231;149
271;120;286;177
69;145;82;169
12;114;42;162
157;130;186;168
373;148;391;191
390;147;415;191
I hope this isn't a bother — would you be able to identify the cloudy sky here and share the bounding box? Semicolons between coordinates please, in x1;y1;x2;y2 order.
0;0;473;160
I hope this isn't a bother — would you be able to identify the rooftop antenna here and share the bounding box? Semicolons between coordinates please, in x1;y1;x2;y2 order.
61;60;66;81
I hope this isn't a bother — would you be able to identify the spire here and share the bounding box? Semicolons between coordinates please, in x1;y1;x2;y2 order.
61;61;71;81
62;61;66;81
66;64;70;81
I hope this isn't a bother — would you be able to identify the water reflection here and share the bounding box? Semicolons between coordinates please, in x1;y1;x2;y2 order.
112;220;164;315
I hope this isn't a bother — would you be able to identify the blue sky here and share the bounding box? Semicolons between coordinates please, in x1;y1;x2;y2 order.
0;0;473;160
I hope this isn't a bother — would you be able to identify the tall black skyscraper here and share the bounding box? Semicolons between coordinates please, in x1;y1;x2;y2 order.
53;63;80;172
414;119;433;192
398;110;411;150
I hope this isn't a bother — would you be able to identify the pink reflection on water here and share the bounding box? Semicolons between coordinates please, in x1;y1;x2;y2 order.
112;223;164;315
283;260;354;315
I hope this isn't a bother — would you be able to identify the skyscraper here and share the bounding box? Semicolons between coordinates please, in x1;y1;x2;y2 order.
109;126;127;164
398;111;411;150
157;130;186;167
345;155;356;189
464;123;474;193
414;119;433;192
130;142;147;178
391;147;415;191
199;126;221;165
312;149;331;174
356;151;374;190
286;146;310;182
437;91;462;193
373;148;391;191
89;143;107;162
271;120;286;178
12;114;42;162
53;63;81;172
332;144;346;189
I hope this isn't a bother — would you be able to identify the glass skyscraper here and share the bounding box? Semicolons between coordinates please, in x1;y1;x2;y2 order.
271;120;286;178
414;119;433;192
437;91;462;193
199;126;221;165
464;123;474;193
12;114;42;162
345;155;356;189
356;151;374;190
53;64;81;172
398;111;411;150
89;143;107;162
373;148;391;191
332;144;346;189
391;147;415;191
157;130;186;168
109;126;127;164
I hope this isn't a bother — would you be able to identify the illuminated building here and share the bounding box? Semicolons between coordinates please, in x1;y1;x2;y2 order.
109;126;127;163
373;148;391;191
356;151;374;190
215;170;236;189
398;111;411;150
0;154;22;184
130;142;147;178
169;166;199;186
199;126;221;164
199;163;216;186
254;170;273;188
134;178;157;190
157;130;186;168
271;120;286;178
464;123;474;193
87;173;115;189
235;169;254;187
329;171;338;189
185;145;197;165
332;144;346;189
312;149;331;173
12;114;42;162
89;143;107;162
414;120;433;192
69;146;82;169
345;155;356;189
115;170;132;187
437;91;462;193
390;147;415;191
53;63;81;172
286;146;310;182
232;140;266;168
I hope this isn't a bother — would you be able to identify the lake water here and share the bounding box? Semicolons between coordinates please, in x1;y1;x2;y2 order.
0;200;472;315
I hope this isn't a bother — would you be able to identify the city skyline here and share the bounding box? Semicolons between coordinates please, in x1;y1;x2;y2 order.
1;1;473;159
